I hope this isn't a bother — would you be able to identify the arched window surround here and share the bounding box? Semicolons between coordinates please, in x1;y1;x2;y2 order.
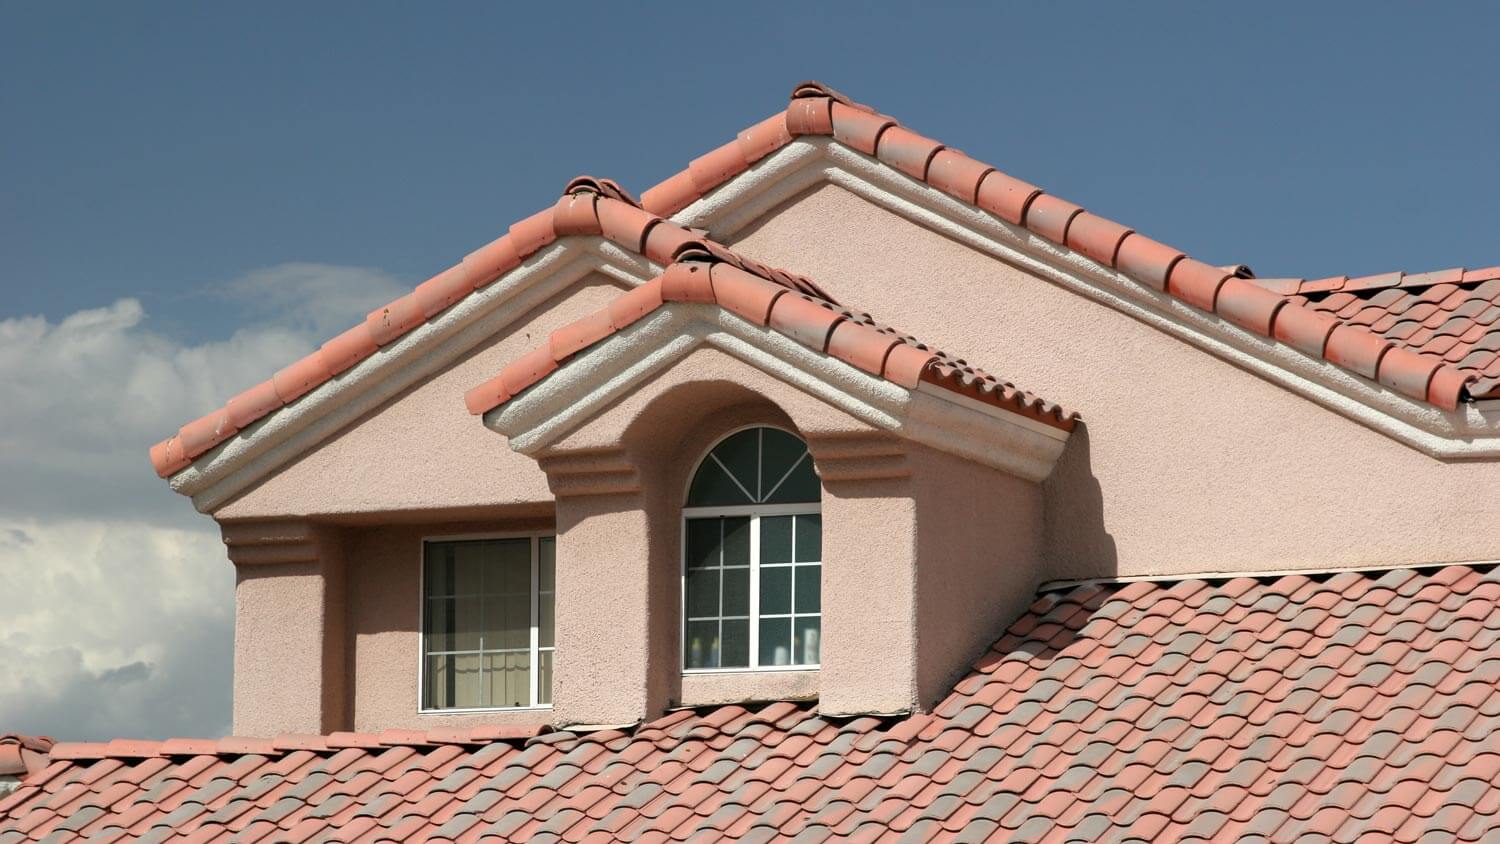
680;424;822;674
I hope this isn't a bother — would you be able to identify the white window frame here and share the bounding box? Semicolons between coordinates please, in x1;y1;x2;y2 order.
417;531;555;713
681;425;822;675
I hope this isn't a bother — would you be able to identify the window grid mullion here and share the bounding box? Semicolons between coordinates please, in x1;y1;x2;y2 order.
749;514;760;669
529;535;539;709
756;427;764;502
787;515;796;662
717;518;726;669
478;546;487;708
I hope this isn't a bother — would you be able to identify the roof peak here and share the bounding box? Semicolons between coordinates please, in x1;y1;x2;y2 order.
150;82;1500;482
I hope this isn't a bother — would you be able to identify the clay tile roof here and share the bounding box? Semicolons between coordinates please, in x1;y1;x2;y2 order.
146;180;826;479
150;81;1496;481
639;81;1493;410
3;565;1496;841
0;736;53;780
463;254;1077;431
1262;266;1500;401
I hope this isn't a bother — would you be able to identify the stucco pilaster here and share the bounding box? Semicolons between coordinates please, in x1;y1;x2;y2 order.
812;433;921;716
812;433;1047;716
538;449;664;727
221;520;347;736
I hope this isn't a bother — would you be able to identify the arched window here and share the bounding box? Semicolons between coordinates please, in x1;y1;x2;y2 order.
682;426;821;671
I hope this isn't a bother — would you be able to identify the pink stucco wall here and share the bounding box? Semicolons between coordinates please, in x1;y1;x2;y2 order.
216;274;627;521
911;444;1043;709
727;183;1500;580
215;175;1500;734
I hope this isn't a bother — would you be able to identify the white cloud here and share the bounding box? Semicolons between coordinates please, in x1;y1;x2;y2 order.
0;520;233;741
224;262;408;338
0;265;404;524
0;263;405;740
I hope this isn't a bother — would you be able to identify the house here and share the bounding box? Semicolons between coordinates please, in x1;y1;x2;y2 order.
2;81;1497;841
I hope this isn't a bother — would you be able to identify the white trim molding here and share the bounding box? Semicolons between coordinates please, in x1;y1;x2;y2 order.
481;304;1070;483
671;136;1500;460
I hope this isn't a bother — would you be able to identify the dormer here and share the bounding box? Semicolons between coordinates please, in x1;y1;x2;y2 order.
464;251;1074;723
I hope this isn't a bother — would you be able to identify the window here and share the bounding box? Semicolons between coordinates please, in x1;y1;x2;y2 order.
421;535;554;710
683;427;821;671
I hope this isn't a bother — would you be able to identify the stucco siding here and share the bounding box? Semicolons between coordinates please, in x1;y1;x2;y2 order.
215;274;628;521
728;183;1500;579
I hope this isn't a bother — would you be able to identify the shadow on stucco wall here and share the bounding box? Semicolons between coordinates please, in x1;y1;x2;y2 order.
1041;423;1118;583
917;426;1118;712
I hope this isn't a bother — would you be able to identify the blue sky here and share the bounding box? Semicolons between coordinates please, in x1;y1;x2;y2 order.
7;3;1500;339
0;3;1496;739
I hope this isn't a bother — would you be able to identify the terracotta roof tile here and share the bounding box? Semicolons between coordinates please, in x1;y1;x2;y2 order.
150;81;1498;482
465;250;1076;431
651;81;1492;410
0;737;53;781
148;180;829;478
9;565;1496;841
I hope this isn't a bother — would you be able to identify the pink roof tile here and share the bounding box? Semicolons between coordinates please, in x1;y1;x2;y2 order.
3;565;1497;841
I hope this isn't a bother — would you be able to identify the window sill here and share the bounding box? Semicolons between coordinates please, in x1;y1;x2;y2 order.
682;666;820;676
679;668;819;709
417;705;554;715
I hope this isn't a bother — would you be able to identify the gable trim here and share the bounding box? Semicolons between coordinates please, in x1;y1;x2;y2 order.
172;241;653;512
481;303;1069;483
678;136;1500;459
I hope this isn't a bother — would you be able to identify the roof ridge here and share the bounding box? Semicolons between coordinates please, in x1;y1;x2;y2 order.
150;80;1496;482
148;180;821;478
463;252;1078;430
630;81;1481;410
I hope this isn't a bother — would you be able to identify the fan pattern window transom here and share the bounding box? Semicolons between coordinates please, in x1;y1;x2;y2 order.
683;427;821;672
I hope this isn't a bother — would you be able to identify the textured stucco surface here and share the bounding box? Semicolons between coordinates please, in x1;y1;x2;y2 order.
216;274;627;521
728;183;1500;579
233;556;343;737
537;347;1045;720
217;174;1500;734
910;444;1043;709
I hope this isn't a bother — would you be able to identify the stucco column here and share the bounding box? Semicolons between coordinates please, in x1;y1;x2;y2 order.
541;449;663;727
810;434;922;716
221;520;347;736
812;435;1048;716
